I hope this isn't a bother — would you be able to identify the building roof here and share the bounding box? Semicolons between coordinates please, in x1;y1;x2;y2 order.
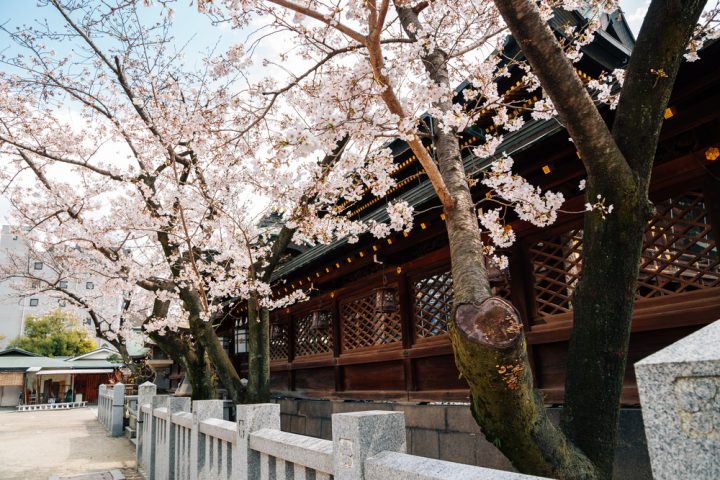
66;347;117;361
0;349;122;371
0;347;41;357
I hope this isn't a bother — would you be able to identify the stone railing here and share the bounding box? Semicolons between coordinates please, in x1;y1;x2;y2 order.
16;401;87;412
132;381;549;480
125;394;139;439
98;383;125;437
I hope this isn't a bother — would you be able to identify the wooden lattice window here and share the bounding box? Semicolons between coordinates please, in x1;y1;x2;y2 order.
529;190;718;319
493;281;513;303
414;271;453;338
413;269;513;339
638;190;719;296
341;291;402;352
529;230;583;317
295;312;334;357
269;323;290;361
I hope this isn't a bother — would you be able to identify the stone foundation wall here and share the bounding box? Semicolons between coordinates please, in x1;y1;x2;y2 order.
273;398;651;479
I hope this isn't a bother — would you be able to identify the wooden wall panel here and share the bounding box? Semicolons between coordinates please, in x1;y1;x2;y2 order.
413;355;467;391
534;324;708;405
269;371;290;391
294;367;334;391
343;361;404;391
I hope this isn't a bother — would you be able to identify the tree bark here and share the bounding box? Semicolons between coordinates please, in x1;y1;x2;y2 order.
453;300;597;479
561;1;707;476
245;297;271;403
149;330;216;400
491;1;707;477
182;289;246;404
394;4;598;477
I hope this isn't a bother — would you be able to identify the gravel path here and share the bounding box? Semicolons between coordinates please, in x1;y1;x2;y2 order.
0;408;137;480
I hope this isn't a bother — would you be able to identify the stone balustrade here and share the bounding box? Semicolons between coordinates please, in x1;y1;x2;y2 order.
98;383;125;437
130;381;550;480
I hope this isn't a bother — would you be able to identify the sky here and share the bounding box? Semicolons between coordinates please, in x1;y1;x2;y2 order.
0;0;652;224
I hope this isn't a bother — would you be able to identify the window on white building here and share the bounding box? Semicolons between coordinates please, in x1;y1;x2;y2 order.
86;282;94;290
59;280;68;289
29;298;39;307
33;262;43;270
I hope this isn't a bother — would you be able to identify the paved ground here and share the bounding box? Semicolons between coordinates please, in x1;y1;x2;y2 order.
0;407;137;480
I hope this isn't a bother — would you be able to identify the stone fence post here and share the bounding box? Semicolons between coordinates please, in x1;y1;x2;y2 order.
110;382;125;437
331;410;406;480
136;382;157;469
157;397;191;480
234;403;281;479
147;395;169;480
636;319;720;480
98;384;107;428
190;399;224;480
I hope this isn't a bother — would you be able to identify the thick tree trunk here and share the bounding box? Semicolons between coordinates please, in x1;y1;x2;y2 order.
394;5;598;477
245;298;271;403
453;300;598;479
149;331;216;400
561;184;646;477
437;121;598;477
561;2;706;477
180;289;246;404
191;317;245;404
490;1;706;477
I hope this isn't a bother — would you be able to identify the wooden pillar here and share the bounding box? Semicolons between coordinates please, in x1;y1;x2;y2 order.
287;313;296;392
510;241;539;381
332;296;343;393
397;270;416;394
702;161;720;240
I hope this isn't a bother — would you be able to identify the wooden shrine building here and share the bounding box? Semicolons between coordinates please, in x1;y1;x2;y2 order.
222;13;720;406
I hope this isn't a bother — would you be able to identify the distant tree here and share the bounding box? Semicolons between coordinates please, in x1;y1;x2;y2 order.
9;309;97;357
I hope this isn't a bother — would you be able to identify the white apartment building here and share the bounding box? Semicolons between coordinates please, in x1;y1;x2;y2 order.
0;225;123;350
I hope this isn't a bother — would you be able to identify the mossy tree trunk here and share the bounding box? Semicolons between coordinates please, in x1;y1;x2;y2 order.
149;330;216;400
559;1;708;476
245;297;271;403
395;5;599;477
182;290;246;404
396;0;706;478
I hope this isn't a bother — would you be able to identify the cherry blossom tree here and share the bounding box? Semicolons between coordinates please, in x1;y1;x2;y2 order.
203;0;717;478
2;0;718;476
0;0;414;403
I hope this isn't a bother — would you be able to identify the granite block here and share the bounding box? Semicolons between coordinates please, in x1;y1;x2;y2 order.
395;404;446;430
364;451;551;479
445;405;482;434
438;432;476;465
635;319;720;480
332;410;406;480
281;413;292;432
332;400;394;414
235;403;281;480
305;417;323;438
410;429;439;459
291;413;307;434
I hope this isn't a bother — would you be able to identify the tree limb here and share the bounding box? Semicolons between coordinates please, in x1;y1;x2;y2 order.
612;0;707;187
492;0;634;188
